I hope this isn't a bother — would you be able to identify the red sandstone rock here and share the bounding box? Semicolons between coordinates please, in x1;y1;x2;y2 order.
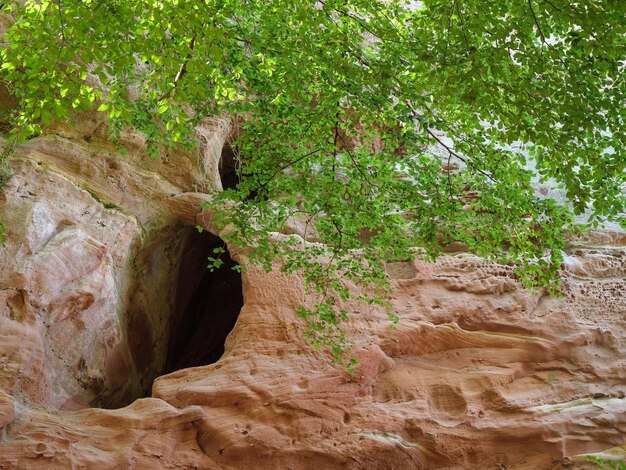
2;235;624;468
0;130;624;468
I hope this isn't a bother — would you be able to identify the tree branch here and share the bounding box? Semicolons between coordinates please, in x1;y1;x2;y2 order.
159;34;196;101
528;0;547;44
425;127;496;183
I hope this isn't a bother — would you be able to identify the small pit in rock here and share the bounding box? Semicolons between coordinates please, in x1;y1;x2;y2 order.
163;229;244;374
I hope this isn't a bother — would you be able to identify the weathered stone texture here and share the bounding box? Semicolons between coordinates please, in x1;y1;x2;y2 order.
0;129;624;469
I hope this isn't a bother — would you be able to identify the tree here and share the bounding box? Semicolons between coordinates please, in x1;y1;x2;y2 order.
1;0;625;363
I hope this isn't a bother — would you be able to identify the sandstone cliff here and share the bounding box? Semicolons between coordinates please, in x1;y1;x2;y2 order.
0;116;624;469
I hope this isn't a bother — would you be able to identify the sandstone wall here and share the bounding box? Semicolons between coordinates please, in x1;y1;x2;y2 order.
0;118;229;409
0;128;624;468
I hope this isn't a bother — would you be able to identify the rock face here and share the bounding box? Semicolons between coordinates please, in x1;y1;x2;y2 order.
0;126;625;469
0;118;230;409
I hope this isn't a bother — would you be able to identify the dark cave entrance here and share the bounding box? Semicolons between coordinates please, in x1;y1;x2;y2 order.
219;142;267;202
219;142;240;190
163;229;244;374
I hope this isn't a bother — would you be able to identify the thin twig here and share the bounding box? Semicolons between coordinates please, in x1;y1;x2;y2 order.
261;148;322;187
426;128;496;183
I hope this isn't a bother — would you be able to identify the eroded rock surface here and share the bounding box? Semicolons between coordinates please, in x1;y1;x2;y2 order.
0;129;624;468
0;120;230;409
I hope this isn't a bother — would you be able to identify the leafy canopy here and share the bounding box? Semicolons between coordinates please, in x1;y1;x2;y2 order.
1;0;625;362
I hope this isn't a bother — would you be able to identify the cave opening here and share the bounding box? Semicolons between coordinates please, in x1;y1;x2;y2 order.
163;229;244;374
219;142;268;202
219;142;240;190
